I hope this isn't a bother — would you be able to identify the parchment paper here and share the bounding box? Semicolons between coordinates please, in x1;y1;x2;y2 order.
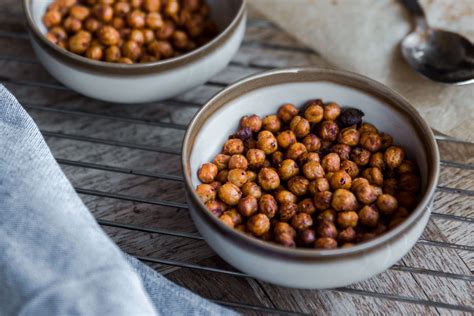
249;0;474;141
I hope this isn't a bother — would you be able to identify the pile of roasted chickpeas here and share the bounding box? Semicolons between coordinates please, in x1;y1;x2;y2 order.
42;0;217;64
195;100;422;249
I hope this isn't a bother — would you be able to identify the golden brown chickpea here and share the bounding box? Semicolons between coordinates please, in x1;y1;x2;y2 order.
316;220;338;238
228;154;248;170
397;191;417;209
258;168;280;191
172;30;189;49
212;154;229;171
240;115;262;133
358;205;379;227
329;170;352;190
83;17;101;32
279;202;297;221
340;160;359;178
85;45;103;60
227;169;248;187
384;146;405;169
338;127;360;146
195;183;216;203
275;232;296;247
274;221;296;237
376;194;398;215
113;1;131;17
105;45;121;62
143;29;155;43
361;167;383;186
290;116;310;138
70;5;91;20
353;183;379;204
380;132;393;150
303;100;324;123
314;237;337;249
350;147;371;166
209;181;221;191
127;10;146;28
143;0;161;12
399;173;421;192
398;160;417;174
290;213;313;231
218;182;241;206
369;152;385;170
198;162;218;183
321;153;341;173
46;32;59;44
205;199;226;217
223;138;244;155
259;194;278;218
122;40;141;60
148;40;174;58
165;0;180;20
299;229;316;247
146;12;164;29
298;152;320;165
118;57;134;64
301;134;321;152
359;122;378;134
130;0;143;8
359;132;382;153
288;176;309;196
383;178;398;196
247;213;270;236
63;16;82;33
338;227;356;243
262;114;282;133
323;102;341;120
68;31;91;54
241;182;262;199
242;149;263;170
331;144;351;161
97;26;120;46
313;191;333;210
325;172;334;182
297;198;316;214
351;177;369;191
237;195;257;217
278;159;299;181
49;26;68;41
277;103;299;123
225;208;243;226
302;161;325;180
93;4;113;22
286;142;307;161
276;130;296;149
156;19;175;39
331;189;357;212
246;170;257;182
219;213;234;227
308;177;330;195
271;151;285;167
43;10;62;28
275;190;297;205
337;211;358;228
317;209;336;222
129;29;145;45
257;130;278;155
318;120;339;141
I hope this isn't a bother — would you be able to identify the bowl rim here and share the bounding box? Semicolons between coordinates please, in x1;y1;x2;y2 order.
182;67;440;261
22;0;246;75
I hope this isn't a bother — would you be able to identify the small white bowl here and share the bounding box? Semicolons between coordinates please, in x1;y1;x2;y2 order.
182;68;440;289
23;0;246;103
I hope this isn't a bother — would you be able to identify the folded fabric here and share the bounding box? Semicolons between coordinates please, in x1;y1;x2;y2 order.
0;85;236;316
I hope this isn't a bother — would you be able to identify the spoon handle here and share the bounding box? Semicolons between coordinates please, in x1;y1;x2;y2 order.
399;0;425;18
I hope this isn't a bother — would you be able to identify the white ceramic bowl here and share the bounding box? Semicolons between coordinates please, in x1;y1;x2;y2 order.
182;68;440;289
23;0;246;103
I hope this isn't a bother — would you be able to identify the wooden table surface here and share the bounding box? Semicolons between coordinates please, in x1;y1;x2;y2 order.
1;1;472;314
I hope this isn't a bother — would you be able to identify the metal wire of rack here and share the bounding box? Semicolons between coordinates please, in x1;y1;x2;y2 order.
0;14;473;315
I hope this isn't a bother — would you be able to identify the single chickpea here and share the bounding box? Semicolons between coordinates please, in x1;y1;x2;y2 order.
243;149;264;169
329;170;352;190
316;220;338;238
325;172;334;182
275;190;298;204
247;214;270;236
241;182;262;199
299;229;316;247
275;232;296;247
259;194;278;218
271;151;285;167
397;191;417;209
384;146;405;169
317;209;336;222
288;176;309;196
146;12;164;29
258;168;280;191
290;213;313;231
262;115;282;133
337;211;358;228
117;57;134;64
302;134;321;152
85;45;104;60
276;130;296;149
338;127;360;146
359;132;382;152
393;207;410;220
323;102;341;120
144;0;161;12
380;132;393;150
209;181;221;191
228;154;248;170
361;167;384;186
278;159;299;181
338;227;356;243
227;169;248;187
84;17;101;32
313;191;333;210
223;139;244;155
246;170;256;182
49;26;68;41
127;10;146;28
218;182;241;206
70;5;91;20
297;198;316;214
130;0;143;8
277;103;299;123
279;202;298;222
129;29;145;45
298;152;320;165
240;115;262;133
318;120;339;141
352;177;371;191
354;183;379;204
350;147;371;166
172;30;189;49
308;177;330;195
68;31;91;54
257;130;278;155
97;26;120;46
143;29;155;43
111;17;125;29
43;10;62;28
113;1;131;17
156;20;175;40
93;4;113;22
195;184;216;203
105;45;121;62
148;40;174;58
303;100;324;123
205;199;226;217
274;221;296;238
358;205;379;227
219;213;234;227
359;122;378;134
340;160;359;178
213;154;229;171
122;40;141;60
237;195;258;217
376;194;398;215
165;0;180;21
290;116;310;138
331;189;357;212
46;32;59;44
63;16;82;33
399;173;421;192
398;160;418;174
383;178;398;196
283;143;306;162
314;237;337;249
185;14;205;38
331;144;351;160
321;153;340;172
370;152;385;170
198;162;218;183
302;161;325;180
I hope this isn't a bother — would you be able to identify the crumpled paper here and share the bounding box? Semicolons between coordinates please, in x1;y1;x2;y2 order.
249;0;474;141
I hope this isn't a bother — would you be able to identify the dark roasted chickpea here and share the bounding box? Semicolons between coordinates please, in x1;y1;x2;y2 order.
316;220;338;238
321;153;340;172
97;25;120;46
301;134;321;152
148;40;174;58
68;31;91;54
227;169;248;187
43;10;62;28
219;213;234;227
331;189;357;212
362;167;383;186
359;122;378;134
277;130;296;149
314;237;337;249
236;195;257;217
323;102;341;121
299;229;316;246
85;45;103;60
384;146;405;169
393;207;410;220
359;132;382;152
337;211;358;228
156;19;175;39
399;173;421;192
314;191;333;210
257;130;278;155
340;160;359;178
302;161;325;180
70;5;91;20
338;227;356;243
318;120;340;142
350;147;371;166
275;190;298;205
198;162;218;183
354;183;379;204
331;144;351;160
275;232;296;247
63;16;82;33
291;213;313;231
299;152;320;165
184;14;204;37
398;160;417;174
338;127;360;146
258;168;280;191
286;142;307;161
383;178;398;196
228;154;248;170
380;132;393;150
329;170;352;190
259;194;277;218
122;40;141;60
240;115;262;133
290;116;310;138
262;114;281;133
271;151;285;167
376;194;398;215
93;4;113;22
195;183;216;203
129;29;145;44
303;100;324;123
358;205;379;227
127;10;146;28
317;209;336;222
277;103;299;123
279;202;297;222
388;217;406;230
308;177;330;195
140;54;158;64
338;108;364;128
223;138;244;155
288;176;309;196
247;214;270;236
205;199;226;217
297;198;316;214
144;0;161;12
370;152;385;170
397;191;417;209
113;1;131;17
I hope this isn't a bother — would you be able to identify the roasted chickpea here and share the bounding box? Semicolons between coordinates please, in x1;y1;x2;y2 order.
288;176;309;196
70;5;91;20
397;191;417;209
205;199;226;217
303;100;324;123
318;120;339;141
215;169;228;184
241;182;261;199
143;29;155;43
257;131;278;155
247;214;270;236
338;107;364;127
286;142;307;161
337;211;358;228
331;144;351;160
369;152;385;170
211;154;229;171
353;183;379;204
144;0;161;12
271;151;284;167
399;173;421;192
85;45;103;60
317;209;336;222
359;132;382;152
227;154;247;170
227;169;248;187
240;115;262;133
195;183;216;203
290;116;310;138
383;178;398;196
275;232;296;247
223;138;244;155
274;160;296;181
122;40;141;61
274;221;296;238
314;237;337;249
276;130;296;149
331;189;357;212
145;12;163;30
361;167;383;186
299;229;316;247
358;205;379;227
262;115;281;133
93;4;113;22
117;57;133;64
63;16;82;33
329;170;352;190
340;160;359;178
350;147;371;166
127;10;146;28
171;30;188;49
44;10;63;28
301;135;321;154
236;195;257;217
338;127;360;146
258;168;280;191
148;40;174;58
384;146;405;169
105;45;121;62
338;227;356;243
112;17;125;29
275;190;298;205
380;132;393;150
298;152;320;165
97;25;120;46
398;160;417;174
393;207;410;220
302;161;324;180
258;194;277;218
277;103;299;123
127;29;144;44
209;181;221;191
316;220;338;238
165;0;180;20
308;177;330;195
376;194;398;215
156;19;175;39
279;202;297;221
217;182;241;206
323;102;341;120
291;213;313;231
46;32;59;44
241;150;263;170
219;213;234;227
321;153;340;172
297;198;316;214
113;1;131;17
68;31;91;54
198;162;218;183
359;122;378;134
351;177;369;190
313;191;333;210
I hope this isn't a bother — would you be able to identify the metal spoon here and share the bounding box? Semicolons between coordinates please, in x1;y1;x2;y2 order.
400;0;474;85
